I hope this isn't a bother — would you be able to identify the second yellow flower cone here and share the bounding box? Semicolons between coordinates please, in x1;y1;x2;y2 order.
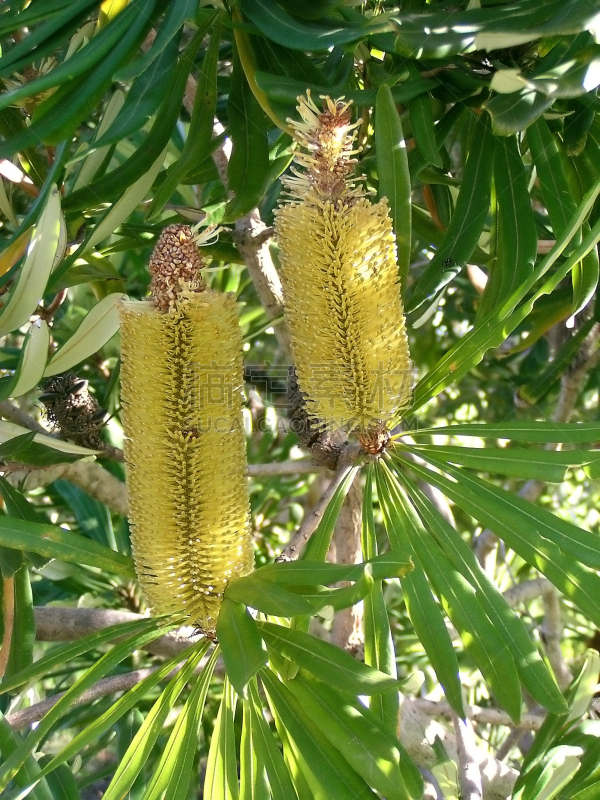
275;94;412;449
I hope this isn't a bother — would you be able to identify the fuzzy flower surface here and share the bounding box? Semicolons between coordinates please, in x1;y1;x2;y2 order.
120;225;252;632
275;93;412;445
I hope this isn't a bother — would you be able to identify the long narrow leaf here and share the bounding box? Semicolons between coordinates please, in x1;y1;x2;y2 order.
258;621;399;695
204;677;240;800
396;470;566;714
374;463;465;716
261;670;378;800
102;644;209;800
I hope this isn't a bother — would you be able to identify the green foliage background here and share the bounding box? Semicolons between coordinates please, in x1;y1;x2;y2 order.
0;0;600;797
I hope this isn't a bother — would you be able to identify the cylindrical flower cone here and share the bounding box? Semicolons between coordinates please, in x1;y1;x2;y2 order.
275;93;411;451
119;225;252;633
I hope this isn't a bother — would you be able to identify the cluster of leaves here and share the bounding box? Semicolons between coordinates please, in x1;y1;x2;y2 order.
0;0;600;797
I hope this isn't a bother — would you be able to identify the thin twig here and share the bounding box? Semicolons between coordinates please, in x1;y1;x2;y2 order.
420;768;445;800
3;459;321;518
0;400;48;434
247;460;318;477
6;666;162;730
452;711;483;800
276;443;361;561
411;698;544;731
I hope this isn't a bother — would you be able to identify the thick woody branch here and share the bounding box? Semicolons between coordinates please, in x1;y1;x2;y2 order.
34;607;201;659
400;697;518;798
331;477;364;654
452;711;483;800
233;210;292;359
4;461;129;516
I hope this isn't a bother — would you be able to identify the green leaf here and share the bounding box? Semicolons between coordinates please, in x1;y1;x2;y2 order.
397;472;567;714
374;464;465;717
0;0;157;157
407;69;443;169
286;670;411;800
398;455;600;627
261;669;379;800
217;598;268;698
253;552;411;586
402;449;600;571
246;680;299;800
79;39;177;155
0;515;136;579
0;617;179;793
0;617;171;694
241;690;270;800
572;222;600;315
38;761;79;800
204;677;240;800
254;70;438;109
72;148;167;261
241;0;372;51
0;5;141;112
226;576;318;616
528;118;579;240
407;443;600;483
0;432;85;467
0;321;49;401
144;647;219;800
102;644;209;800
0;186;61;338
43;293;122;376
518;316;596;406
303;465;361;562
412;179;600;411
0;717;55;800
62;21;203;213
223;47;271;223
362;468;400;735
479;135;537;317
380;463;523;721
376;84;411;289
0;0;99;72
407;113;495;316
114;0;200;81
4;564;35;678
149;13;221;217
258;621;400;695
0;421;98;458
407;420;600;444
33;642;208;782
485;89;554;136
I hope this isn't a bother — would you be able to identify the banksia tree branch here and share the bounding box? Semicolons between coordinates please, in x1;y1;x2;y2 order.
119;224;252;633
275;93;412;451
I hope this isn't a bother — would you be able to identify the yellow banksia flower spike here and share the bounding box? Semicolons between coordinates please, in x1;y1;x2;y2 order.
119;225;252;633
275;92;412;453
